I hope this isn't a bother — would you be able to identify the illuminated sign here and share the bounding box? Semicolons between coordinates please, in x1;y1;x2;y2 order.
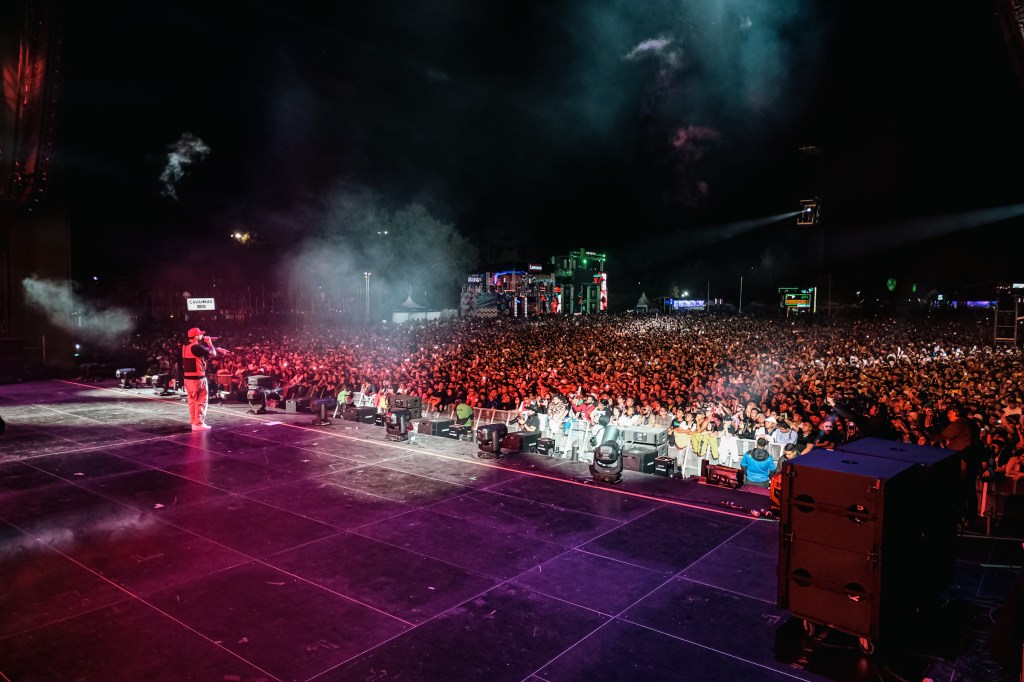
778;287;814;309
596;272;608;311
186;297;216;311
528;263;543;272
667;299;705;309
493;270;525;285
784;295;812;308
466;275;483;283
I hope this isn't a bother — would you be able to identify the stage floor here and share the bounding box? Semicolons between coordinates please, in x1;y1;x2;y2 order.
0;379;1020;681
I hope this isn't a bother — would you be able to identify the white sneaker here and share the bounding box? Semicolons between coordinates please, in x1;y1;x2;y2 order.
192;423;212;431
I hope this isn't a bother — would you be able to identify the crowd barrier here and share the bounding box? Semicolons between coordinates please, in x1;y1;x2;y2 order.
341;393;788;474
342;393;519;428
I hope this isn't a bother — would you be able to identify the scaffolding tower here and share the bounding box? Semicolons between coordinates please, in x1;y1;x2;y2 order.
993;283;1023;346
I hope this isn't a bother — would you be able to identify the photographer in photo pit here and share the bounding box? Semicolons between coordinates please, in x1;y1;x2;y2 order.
515;402;541;433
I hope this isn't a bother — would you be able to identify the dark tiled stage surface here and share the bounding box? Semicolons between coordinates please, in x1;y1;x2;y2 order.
1;380;1021;681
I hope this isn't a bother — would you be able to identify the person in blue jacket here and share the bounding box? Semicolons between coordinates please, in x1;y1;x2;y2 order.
740;436;776;488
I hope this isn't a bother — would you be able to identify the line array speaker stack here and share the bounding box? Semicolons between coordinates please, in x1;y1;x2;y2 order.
622;426;669;446
777;439;958;652
391;395;422;409
835;438;960;598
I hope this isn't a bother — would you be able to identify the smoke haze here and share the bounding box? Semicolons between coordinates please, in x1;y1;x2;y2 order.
22;277;134;344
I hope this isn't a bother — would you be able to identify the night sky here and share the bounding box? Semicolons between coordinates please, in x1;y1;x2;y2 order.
57;1;1024;307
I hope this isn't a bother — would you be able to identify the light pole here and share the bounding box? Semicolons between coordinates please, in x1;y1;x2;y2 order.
363;272;372;322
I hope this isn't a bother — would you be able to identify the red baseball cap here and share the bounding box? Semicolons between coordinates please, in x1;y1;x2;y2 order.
187;327;205;338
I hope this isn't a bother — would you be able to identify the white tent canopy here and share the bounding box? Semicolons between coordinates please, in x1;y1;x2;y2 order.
400;295;427;310
635;292;653;311
392;291;438;323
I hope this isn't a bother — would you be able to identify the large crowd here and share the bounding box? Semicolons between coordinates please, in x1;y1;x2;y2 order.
125;310;1024;475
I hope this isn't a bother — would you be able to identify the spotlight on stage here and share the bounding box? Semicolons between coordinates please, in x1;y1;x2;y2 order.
311;398;336;427
476;423;508;459
247;388;270;414
152;373;174;396
115;368;139;389
385;408;411;441
590;439;623;484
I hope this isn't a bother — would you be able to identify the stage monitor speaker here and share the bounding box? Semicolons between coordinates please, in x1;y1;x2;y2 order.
622;444;659;473
500;431;539;453
654;455;675;477
346;405;376;423
418;419;452;436
536;437;556;456
777;449;925;649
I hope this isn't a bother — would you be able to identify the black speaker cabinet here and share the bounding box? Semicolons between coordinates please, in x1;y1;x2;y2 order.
342;405;376;423
654;455;675;477
501;431;539;453
418;419;452;436
777;449;925;648
536;437;556;456
834;438;960;597
622;444;659;473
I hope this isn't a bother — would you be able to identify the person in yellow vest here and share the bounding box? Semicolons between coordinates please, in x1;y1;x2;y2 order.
182;327;221;431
